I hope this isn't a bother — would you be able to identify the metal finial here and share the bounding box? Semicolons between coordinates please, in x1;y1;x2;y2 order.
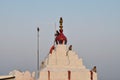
37;27;39;32
59;17;63;29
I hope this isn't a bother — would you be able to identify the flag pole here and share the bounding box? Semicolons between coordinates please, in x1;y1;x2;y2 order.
37;27;40;80
54;22;56;46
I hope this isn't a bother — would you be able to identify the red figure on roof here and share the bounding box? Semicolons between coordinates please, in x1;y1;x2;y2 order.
55;17;67;44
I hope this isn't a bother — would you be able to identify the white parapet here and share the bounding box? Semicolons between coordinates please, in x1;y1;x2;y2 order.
9;70;35;80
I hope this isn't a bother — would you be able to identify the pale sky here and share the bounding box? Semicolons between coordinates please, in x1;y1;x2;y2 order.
0;0;120;80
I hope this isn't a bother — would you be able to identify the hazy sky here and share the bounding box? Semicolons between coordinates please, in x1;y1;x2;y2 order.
0;0;120;80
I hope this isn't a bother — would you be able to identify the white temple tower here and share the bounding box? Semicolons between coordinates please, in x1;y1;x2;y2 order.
38;17;97;80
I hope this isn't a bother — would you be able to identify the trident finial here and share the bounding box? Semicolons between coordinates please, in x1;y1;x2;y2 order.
59;17;63;29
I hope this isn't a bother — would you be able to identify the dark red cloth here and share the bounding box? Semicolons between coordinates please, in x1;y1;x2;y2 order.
49;45;54;54
90;71;93;80
68;71;71;80
48;71;50;80
55;32;67;43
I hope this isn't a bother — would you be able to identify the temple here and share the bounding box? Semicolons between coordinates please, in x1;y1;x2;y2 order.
0;17;98;80
38;17;98;80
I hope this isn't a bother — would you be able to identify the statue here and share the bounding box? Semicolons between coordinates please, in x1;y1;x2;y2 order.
92;66;97;73
69;45;72;50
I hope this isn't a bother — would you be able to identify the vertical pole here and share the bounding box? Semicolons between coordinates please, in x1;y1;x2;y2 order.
37;27;40;80
54;22;56;46
54;23;57;65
